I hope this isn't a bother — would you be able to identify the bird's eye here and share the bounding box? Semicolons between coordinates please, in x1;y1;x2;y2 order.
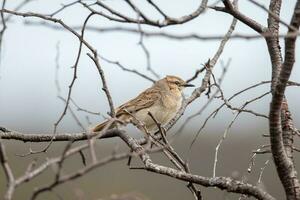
175;81;180;85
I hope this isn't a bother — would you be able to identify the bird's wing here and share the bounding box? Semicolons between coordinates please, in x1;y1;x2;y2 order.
115;87;161;117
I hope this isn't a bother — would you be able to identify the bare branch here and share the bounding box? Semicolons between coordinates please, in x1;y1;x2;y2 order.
146;0;170;19
0;127;119;142
0;0;7;54
186;66;206;83
99;55;156;83
164;10;237;132
211;0;266;33
269;0;300;198
91;0;208;27
118;131;275;200
48;0;79;17
87;51;116;117
20;22;300;40
137;19;160;79
0;139;15;200
258;158;271;184
248;0;298;32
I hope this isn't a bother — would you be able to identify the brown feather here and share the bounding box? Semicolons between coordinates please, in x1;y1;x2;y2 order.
116;86;161;117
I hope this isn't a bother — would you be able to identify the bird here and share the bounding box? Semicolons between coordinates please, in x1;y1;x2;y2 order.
92;75;194;133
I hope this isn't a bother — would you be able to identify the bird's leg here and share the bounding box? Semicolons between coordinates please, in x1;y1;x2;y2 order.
159;126;168;145
123;113;153;165
127;149;133;166
147;111;168;146
146;138;153;150
125;112;154;148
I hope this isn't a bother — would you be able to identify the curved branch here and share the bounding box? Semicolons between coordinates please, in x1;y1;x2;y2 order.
118;131;275;200
89;0;208;27
211;0;266;33
269;1;300;199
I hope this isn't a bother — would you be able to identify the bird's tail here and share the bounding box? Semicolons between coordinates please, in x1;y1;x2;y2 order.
92;120;112;132
92;114;130;132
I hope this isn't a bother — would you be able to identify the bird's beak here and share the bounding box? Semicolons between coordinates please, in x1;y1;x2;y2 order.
182;83;195;87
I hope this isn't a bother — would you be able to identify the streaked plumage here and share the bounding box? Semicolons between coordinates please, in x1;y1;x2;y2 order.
92;75;194;133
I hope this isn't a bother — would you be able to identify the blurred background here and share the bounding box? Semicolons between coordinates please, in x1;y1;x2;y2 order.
0;0;300;199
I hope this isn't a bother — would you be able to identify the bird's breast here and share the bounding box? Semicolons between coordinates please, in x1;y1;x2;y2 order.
133;94;182;132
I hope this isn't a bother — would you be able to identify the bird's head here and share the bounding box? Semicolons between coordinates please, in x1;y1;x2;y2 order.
161;75;194;91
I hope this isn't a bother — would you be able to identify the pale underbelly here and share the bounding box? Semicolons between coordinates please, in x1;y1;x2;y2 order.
133;103;181;132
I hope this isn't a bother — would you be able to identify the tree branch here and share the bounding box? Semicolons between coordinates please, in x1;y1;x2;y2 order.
269;1;300;199
0;139;15;200
118;131;275;200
